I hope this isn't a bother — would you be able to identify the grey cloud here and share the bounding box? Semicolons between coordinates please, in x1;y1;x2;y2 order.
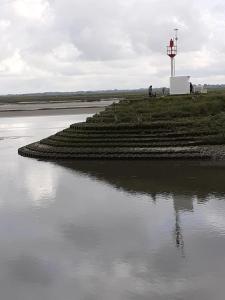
0;0;224;93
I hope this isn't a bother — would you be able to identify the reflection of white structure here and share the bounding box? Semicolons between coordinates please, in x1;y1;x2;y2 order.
170;76;190;95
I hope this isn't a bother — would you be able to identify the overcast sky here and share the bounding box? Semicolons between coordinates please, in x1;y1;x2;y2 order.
0;0;225;94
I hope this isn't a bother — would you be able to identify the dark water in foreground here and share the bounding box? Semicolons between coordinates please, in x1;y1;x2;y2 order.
1;115;225;300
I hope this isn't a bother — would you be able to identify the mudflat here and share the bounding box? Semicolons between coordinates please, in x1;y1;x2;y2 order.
0;100;112;117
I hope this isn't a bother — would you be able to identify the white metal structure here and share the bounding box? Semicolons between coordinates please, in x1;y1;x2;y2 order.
167;29;193;95
170;76;190;95
193;84;208;94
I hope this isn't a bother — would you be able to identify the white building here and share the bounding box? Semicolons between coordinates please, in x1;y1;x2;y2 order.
170;76;190;95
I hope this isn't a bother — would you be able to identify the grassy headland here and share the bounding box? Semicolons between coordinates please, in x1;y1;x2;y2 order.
18;91;225;160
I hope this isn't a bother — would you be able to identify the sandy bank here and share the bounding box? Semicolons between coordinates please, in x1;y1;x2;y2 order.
0;100;116;117
0;107;104;118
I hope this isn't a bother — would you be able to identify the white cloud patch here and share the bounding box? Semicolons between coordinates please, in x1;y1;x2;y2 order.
0;0;224;93
13;0;51;21
0;50;27;75
52;43;81;62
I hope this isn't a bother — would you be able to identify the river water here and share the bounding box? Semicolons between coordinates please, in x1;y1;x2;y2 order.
1;114;225;300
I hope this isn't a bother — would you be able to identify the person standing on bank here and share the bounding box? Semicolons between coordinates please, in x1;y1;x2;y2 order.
190;82;193;94
148;85;153;97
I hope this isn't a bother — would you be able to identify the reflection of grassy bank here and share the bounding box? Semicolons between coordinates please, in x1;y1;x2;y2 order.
18;91;225;160
57;160;225;197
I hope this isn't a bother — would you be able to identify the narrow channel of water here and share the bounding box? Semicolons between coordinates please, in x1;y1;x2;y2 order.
0;114;225;300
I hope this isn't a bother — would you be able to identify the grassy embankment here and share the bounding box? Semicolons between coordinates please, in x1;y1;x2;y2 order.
18;91;225;159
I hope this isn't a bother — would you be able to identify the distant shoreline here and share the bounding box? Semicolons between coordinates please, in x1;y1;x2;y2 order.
0;94;125;118
0;100;114;118
0;107;104;118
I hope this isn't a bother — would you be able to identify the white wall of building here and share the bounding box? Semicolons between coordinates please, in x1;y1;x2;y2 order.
170;76;190;95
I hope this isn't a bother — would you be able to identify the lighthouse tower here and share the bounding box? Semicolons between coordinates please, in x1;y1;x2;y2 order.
167;29;191;95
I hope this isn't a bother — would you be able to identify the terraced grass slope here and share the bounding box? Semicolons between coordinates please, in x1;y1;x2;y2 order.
18;93;225;160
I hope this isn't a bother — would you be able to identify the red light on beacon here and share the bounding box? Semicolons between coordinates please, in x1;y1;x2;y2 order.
167;38;177;58
170;39;174;48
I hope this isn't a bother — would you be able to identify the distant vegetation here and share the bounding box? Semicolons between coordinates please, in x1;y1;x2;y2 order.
0;90;145;104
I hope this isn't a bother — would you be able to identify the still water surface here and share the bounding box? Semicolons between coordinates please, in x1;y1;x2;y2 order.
1;114;225;300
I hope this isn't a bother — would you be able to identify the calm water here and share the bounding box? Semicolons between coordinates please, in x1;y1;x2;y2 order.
1;114;225;300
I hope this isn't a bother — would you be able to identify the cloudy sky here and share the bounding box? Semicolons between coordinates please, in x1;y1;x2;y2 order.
0;0;225;94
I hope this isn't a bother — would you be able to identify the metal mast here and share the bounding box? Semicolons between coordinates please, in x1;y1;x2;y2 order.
174;28;178;50
174;28;178;76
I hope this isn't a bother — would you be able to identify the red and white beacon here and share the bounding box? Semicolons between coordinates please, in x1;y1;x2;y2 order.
167;29;191;95
167;37;177;77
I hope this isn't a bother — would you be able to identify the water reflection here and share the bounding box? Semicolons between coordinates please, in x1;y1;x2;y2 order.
58;160;225;200
57;160;225;258
1;114;225;299
24;163;58;207
8;255;58;285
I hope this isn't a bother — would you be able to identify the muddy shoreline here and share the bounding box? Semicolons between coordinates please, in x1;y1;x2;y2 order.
0;99;117;118
0;107;103;118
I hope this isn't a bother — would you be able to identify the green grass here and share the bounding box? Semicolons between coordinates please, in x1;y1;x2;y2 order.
18;90;225;160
